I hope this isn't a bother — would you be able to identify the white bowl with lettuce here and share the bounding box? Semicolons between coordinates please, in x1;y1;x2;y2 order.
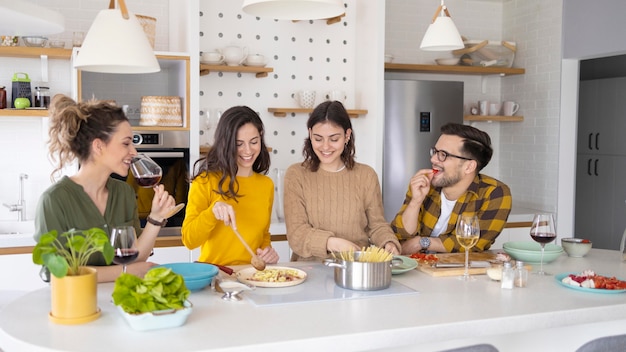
112;267;192;331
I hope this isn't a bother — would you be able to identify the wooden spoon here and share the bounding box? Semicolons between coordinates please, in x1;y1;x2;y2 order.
230;226;266;271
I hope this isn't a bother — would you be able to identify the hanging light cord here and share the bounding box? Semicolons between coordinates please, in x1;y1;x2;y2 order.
108;0;129;19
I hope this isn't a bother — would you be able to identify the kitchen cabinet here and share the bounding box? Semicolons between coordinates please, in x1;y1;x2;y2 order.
76;52;191;131
576;77;626;250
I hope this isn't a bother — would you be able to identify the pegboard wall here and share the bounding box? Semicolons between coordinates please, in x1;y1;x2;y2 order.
198;0;357;174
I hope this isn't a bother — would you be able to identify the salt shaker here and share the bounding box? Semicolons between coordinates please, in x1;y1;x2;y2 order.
501;261;514;289
514;260;528;288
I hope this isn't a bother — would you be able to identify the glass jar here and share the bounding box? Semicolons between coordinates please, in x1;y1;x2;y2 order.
500;262;514;289
0;85;6;109
34;86;50;108
514;260;528;288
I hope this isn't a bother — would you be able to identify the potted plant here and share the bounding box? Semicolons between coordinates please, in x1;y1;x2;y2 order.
32;227;114;325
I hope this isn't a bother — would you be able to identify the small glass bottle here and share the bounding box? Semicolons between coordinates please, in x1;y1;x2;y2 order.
514;260;528;288
34;86;50;108
501;261;514;289
0;85;6;109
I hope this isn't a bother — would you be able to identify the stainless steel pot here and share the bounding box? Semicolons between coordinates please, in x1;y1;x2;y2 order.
324;252;400;291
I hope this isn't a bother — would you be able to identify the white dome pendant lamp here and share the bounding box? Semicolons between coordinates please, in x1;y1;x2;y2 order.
242;0;345;21
73;0;160;74
420;0;464;51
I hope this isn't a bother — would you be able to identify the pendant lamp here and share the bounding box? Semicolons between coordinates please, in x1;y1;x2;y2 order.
0;0;64;36
73;0;160;74
242;0;345;21
420;0;464;51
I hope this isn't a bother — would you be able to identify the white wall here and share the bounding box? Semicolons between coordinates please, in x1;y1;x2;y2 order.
385;0;562;214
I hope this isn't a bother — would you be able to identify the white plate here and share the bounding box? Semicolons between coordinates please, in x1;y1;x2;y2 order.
237;266;307;288
200;61;224;65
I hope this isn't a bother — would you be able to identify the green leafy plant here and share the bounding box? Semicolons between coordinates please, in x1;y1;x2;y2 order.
112;267;190;314
32;228;115;278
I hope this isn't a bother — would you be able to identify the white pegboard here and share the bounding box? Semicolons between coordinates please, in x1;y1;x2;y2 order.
198;0;357;173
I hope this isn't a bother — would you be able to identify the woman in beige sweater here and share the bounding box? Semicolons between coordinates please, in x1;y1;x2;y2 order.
284;101;401;261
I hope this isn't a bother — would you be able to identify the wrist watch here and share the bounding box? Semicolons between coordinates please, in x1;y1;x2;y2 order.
420;236;431;251
146;216;167;227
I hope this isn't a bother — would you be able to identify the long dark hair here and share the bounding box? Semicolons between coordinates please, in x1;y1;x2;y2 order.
192;106;270;200
302;101;355;172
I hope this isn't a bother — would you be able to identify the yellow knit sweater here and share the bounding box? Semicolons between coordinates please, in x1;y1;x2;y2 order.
284;162;400;261
181;171;274;265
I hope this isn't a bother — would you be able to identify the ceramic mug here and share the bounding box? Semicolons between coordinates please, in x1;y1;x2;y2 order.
478;100;489;116
503;101;520;116
201;52;224;64
325;90;346;104
489;102;502;116
294;90;316;109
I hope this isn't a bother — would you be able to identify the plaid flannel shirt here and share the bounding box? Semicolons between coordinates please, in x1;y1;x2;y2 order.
391;174;512;252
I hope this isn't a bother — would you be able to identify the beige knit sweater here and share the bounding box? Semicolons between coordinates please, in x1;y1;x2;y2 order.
284;162;401;261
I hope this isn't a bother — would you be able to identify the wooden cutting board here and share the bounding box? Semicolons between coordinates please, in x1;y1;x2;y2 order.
417;252;497;277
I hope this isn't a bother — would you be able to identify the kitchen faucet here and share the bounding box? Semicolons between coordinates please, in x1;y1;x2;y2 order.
3;173;28;221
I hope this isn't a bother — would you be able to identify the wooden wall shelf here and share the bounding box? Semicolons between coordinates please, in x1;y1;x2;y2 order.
464;115;523;122
268;108;368;118
0;46;72;60
385;63;525;76
200;64;273;78
0;109;48;117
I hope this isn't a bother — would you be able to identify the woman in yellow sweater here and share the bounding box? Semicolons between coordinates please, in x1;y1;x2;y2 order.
284;101;401;261
182;106;279;266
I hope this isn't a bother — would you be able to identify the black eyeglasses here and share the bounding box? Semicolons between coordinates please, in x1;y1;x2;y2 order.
430;147;473;162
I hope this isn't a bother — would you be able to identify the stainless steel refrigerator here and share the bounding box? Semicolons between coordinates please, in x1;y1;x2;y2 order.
383;78;464;221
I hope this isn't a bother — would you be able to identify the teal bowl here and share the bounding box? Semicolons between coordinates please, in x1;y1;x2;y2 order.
502;241;564;264
155;262;218;291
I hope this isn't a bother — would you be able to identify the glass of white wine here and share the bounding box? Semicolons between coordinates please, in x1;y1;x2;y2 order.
456;214;480;281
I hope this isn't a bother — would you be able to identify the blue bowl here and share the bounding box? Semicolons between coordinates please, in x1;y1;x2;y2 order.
181;276;213;291
155;262;218;283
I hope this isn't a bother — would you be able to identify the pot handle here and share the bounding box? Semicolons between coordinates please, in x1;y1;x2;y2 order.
323;258;346;269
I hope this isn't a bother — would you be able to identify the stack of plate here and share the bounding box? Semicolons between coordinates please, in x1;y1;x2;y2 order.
502;241;563;264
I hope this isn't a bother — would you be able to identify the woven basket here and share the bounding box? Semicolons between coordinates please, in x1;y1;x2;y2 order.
139;96;182;126
136;15;156;49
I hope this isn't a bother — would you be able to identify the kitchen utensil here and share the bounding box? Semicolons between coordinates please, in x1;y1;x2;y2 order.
502;241;563;264
478;100;488;116
213;277;254;301
489;102;501;115
230;226;266;271
503;101;519;116
244;54;266;67
324;90;346;104
195;261;234;275
294;90;316;109
236;266;307;288
220;45;248;66
561;238;592;257
110;226;139;273
22;36;48;47
324;252;396;291
130;154;162;188
529;213;557;275
11;72;31;109
435;57;460;66
201;51;224;65
455;214;480;281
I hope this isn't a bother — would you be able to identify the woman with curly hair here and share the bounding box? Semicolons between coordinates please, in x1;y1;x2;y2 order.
182;106;279;266
284;101;400;261
34;94;177;282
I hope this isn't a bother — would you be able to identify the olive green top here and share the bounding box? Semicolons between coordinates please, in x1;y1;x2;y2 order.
34;176;141;266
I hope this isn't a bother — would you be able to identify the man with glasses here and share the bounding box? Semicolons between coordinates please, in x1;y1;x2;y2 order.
391;123;511;253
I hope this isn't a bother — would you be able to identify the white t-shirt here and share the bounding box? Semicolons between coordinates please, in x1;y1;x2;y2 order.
431;190;457;237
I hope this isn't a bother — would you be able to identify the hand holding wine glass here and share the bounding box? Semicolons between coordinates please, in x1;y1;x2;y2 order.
455;214;480;281
110;226;139;274
530;213;556;275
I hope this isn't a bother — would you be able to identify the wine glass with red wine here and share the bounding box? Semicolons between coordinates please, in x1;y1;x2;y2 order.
529;213;556;275
110;226;139;274
130;154;162;188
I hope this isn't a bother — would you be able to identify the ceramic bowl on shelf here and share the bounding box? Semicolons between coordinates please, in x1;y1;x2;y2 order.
502;241;563;264
435;57;460;66
49;40;65;48
22;36;48;47
561;238;592;257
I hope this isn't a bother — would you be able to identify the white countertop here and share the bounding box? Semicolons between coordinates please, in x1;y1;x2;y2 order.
1;249;624;352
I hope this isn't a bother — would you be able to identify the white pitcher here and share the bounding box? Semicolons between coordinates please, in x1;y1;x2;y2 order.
220;45;248;66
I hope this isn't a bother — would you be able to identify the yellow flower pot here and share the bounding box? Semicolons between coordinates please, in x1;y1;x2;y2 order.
49;266;100;324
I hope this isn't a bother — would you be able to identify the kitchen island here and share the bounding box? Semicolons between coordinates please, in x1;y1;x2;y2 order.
1;249;624;352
